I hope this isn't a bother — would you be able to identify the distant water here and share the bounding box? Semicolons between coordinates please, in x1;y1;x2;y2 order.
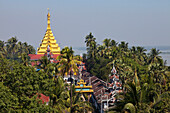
73;47;87;56
73;46;170;66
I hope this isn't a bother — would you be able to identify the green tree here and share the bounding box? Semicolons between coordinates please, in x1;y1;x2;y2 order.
0;82;18;112
0;58;54;112
103;38;111;49
0;37;35;61
85;32;97;58
57;46;80;113
85;33;97;72
148;48;163;65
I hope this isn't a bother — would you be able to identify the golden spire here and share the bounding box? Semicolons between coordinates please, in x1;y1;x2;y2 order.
37;9;60;55
47;8;51;30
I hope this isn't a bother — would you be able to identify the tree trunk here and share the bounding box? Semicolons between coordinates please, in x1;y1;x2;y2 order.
70;71;72;113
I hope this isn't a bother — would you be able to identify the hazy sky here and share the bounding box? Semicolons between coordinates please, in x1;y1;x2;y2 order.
0;0;170;49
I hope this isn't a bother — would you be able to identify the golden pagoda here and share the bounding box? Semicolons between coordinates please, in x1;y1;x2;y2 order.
37;9;60;54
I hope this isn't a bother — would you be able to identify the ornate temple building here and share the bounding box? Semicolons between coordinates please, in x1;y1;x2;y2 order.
29;9;60;61
28;9;122;112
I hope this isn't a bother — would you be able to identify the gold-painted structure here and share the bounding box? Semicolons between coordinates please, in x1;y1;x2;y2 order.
75;79;93;93
75;79;93;102
37;9;60;54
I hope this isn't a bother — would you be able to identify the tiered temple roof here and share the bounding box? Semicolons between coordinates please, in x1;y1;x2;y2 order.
37;9;60;54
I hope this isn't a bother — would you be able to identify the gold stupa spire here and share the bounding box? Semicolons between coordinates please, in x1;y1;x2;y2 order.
47;8;51;30
37;9;60;54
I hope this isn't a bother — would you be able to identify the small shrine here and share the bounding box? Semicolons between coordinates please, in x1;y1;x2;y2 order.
75;79;93;93
75;79;93;101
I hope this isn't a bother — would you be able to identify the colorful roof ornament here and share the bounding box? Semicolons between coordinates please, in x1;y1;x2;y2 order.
75;79;93;93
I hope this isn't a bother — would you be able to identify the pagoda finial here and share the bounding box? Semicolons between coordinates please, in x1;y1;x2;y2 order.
47;8;51;30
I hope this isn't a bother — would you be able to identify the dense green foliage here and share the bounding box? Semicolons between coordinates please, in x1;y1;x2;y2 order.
0;37;36;62
0;35;169;112
84;33;170;112
0;58;51;112
0;38;92;112
0;57;92;112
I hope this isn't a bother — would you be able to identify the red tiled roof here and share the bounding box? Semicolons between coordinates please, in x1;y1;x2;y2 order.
29;54;61;60
53;54;61;58
93;82;101;88
93;86;104;94
36;93;50;104
82;71;123;105
28;54;34;57
29;54;44;60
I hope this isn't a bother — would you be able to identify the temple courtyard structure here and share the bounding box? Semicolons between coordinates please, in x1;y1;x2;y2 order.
28;9;122;112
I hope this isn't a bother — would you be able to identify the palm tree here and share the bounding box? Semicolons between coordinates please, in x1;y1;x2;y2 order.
130;46;147;65
148;62;168;86
136;46;147;65
103;38;113;59
57;46;80;113
62;85;93;112
96;45;105;57
50;77;93;112
36;56;58;78
0;40;8;58
37;56;50;71
110;40;118;47
85;33;96;48
85;32;97;59
114;75;168;113
20;53;30;66
148;48;162;65
0;37;35;60
130;46;137;58
5;37;18;59
118;41;128;52
103;38;111;49
49;76;69;112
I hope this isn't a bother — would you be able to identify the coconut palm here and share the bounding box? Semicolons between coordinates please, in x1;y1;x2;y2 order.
118;41;129;52
148;48;163;65
62;85;93;113
135;46;147;65
114;76;168;113
0;40;8;58
5;37;18;59
103;38;111;49
85;32;97;59
37;56;50;71
20;53;30;66
0;37;35;60
97;45;105;57
130;46;137;60
48;76;69;112
110;40;118;47
57;46;81;113
148;62;168;86
36;56;58;79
